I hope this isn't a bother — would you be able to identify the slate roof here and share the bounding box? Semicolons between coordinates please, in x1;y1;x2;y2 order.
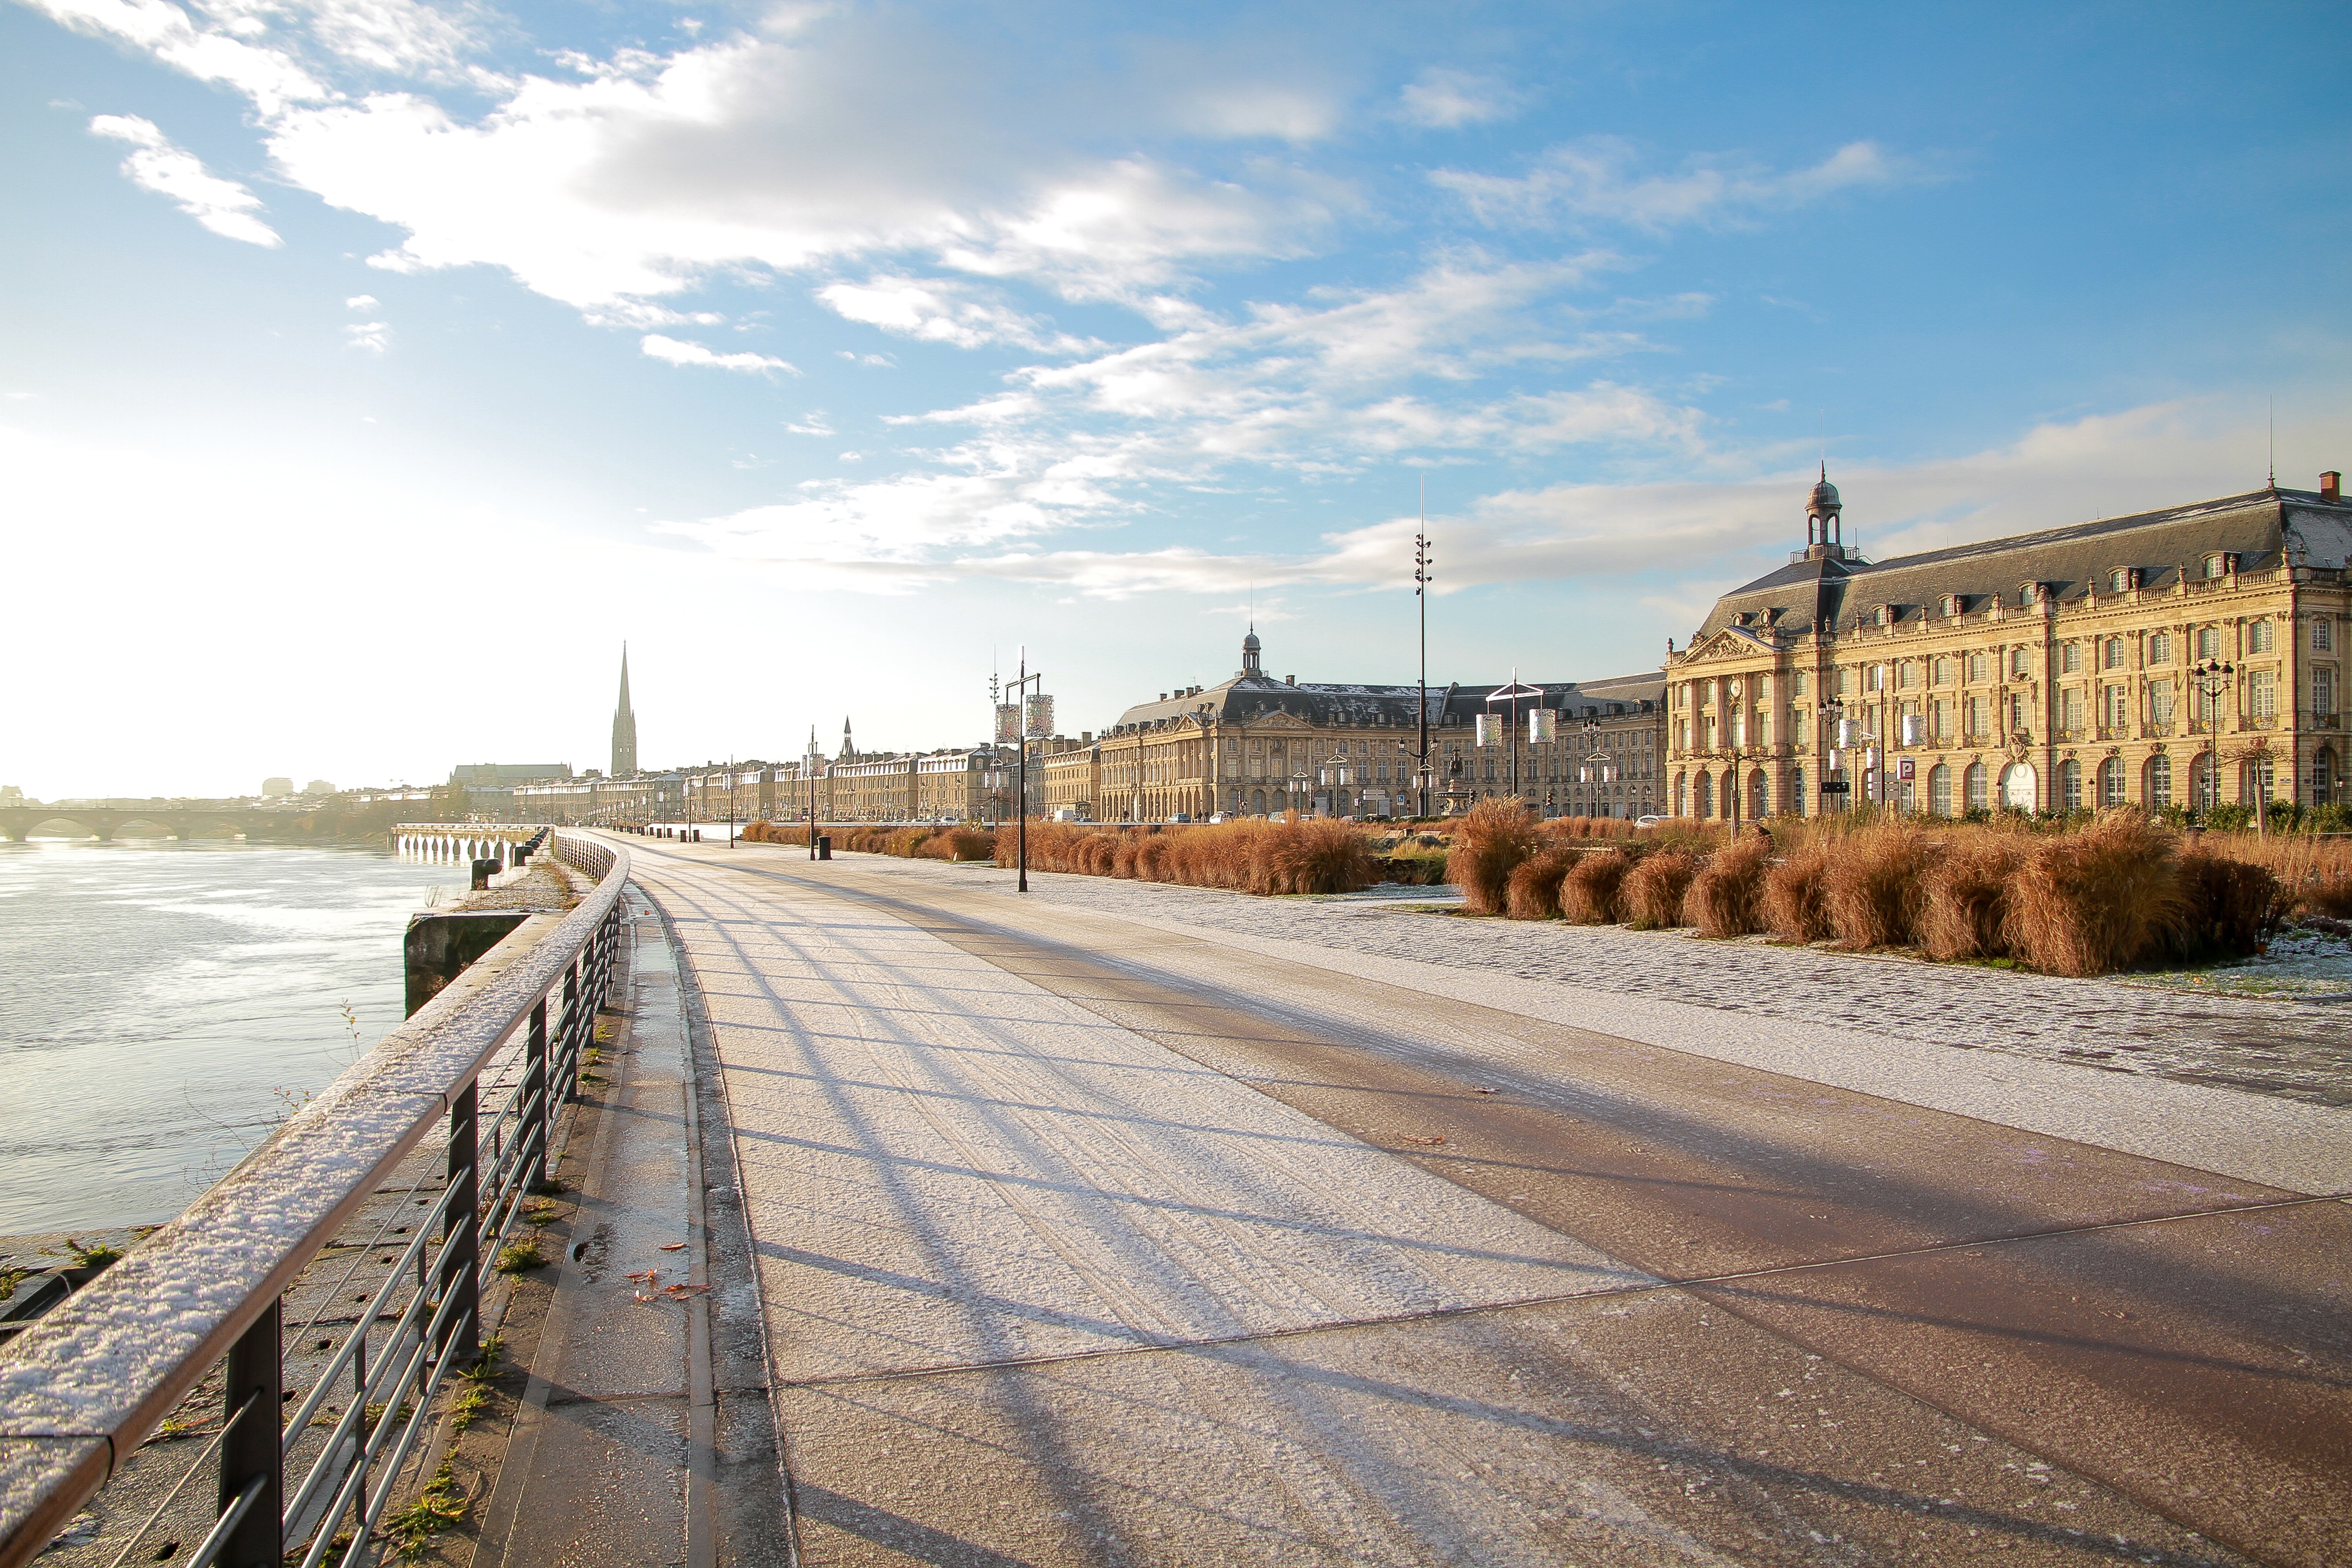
1107;646;1661;735
1690;486;2352;646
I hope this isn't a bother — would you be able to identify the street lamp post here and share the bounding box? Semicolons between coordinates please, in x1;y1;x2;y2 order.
1412;500;1435;820
1486;674;1542;803
1004;647;1045;892
2188;657;2253;836
1317;748;1353;816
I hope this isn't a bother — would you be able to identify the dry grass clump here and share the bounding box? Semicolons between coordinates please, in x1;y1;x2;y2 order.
2167;851;2285;962
1504;845;1579;920
1622;850;1699;930
1539;816;1644;843
1823;826;1936;950
916;826;996;862
991;818;1377;896
1447;798;1542;914
2005;812;2185;976
1919;837;2027;961
1760;842;1836;942
1687;835;1773;938
1559;849;1632;924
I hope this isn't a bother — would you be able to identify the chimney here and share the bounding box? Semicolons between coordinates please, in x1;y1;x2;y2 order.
2325;471;2342;503
1285;674;1296;686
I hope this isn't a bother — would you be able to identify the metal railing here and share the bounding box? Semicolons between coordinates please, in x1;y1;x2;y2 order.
0;833;627;1568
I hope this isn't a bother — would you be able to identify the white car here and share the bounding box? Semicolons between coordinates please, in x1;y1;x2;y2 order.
1634;814;1666;829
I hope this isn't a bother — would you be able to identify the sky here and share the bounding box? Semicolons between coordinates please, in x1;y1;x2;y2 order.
2;0;2348;799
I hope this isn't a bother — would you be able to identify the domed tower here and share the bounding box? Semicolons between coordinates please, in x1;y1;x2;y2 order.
1805;465;1846;559
1241;625;1264;678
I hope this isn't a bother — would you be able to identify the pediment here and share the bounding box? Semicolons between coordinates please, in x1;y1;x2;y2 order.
1692;627;1777;661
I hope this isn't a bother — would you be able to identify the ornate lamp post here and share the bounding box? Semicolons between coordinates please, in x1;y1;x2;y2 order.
1317;748;1353;817
2188;657;2254;835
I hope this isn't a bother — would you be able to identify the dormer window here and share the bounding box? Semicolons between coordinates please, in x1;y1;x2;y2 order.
1939;594;1960;617
2109;567;2140;593
1874;604;1894;627
2018;582;2044;607
2204;554;2232;579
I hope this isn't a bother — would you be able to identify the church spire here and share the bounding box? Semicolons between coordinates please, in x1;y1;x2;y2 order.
610;643;638;777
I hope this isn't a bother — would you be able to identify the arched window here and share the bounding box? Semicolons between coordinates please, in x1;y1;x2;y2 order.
2192;753;2219;813
2100;756;2127;807
2146;754;2173;808
1693;772;1710;818
2059;758;2083;811
1929;764;1952;816
1964;760;1989;813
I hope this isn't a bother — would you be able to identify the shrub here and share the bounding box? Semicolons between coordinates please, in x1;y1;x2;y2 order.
1504;845;1579;920
1256;818;1379;894
1760;842;1835;942
2167;850;2284;962
917;826;996;862
1447;797;1541;914
2005;812;2184;976
1622;850;1699;930
1687;835;1772;938
1823;826;1935;949
1559;849;1631;924
1919;836;2026;961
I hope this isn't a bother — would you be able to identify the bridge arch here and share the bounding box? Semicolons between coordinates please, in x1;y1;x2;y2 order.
110;818;180;840
20;817;105;840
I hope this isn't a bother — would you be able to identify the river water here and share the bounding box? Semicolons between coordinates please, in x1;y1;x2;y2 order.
0;840;451;1234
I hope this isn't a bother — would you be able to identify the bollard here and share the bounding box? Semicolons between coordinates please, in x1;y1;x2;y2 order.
470;857;498;891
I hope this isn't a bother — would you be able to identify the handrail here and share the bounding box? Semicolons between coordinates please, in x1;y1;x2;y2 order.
0;833;628;1568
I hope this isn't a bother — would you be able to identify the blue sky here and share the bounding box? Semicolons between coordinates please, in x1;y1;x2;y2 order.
3;0;2347;798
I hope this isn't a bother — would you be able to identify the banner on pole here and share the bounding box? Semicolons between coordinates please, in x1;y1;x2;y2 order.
1528;709;1557;744
995;704;1021;744
1024;694;1055;738
1475;713;1499;747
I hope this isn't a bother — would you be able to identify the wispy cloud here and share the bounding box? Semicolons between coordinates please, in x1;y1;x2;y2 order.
815;276;1098;353
1433;137;1916;231
639;334;796;374
345;320;390;351
1398;69;1524;129
89;113;281;246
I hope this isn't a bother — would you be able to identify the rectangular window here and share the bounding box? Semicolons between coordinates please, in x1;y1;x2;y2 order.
2061;642;2082;674
2149;681;2175;725
1790;671;1808;696
2248;620;2274;653
2105;686;2130;729
2252;669;2277;718
2061;688;2084;731
2011;648;2030;678
2318;618;2336;652
1967;652;1989;683
2196;626;2220;660
1933;700;1953;742
2317;669;2337;719
2009;694;2029;735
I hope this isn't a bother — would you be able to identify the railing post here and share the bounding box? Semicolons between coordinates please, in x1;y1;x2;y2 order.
524;998;549;1191
441;1083;479;1363
217;1298;282;1568
560;961;582;1102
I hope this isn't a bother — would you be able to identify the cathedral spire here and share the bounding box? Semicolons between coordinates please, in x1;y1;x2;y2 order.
610;643;638;777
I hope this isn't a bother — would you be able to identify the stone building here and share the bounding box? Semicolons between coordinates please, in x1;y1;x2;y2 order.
1665;471;2352;819
1039;740;1101;818
1094;630;1664;822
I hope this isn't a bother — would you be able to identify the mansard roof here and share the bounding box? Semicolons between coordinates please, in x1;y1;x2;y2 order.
1691;486;2352;646
1107;669;1661;735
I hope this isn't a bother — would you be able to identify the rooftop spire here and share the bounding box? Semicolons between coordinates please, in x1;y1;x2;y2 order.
610;643;638;777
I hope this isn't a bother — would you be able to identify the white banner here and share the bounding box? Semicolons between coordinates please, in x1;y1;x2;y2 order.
1528;709;1557;744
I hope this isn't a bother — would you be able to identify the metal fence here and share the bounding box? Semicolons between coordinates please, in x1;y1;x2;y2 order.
0;833;628;1568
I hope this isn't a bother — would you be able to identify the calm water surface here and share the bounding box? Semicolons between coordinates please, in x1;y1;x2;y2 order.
0;840;447;1233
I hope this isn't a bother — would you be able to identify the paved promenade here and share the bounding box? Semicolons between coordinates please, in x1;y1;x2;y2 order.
606;836;2349;1567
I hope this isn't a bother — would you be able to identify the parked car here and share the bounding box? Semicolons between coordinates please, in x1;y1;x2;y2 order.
1635;814;1666;829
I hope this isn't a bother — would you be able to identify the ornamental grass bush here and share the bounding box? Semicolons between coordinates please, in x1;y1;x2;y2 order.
1759;841;1835;943
1918;836;2026;962
916;826;996;862
2004;812;2185;977
989;818;1377;896
2166;850;2285;962
1621;849;1699;930
1823;825;1935;950
1255;817;1379;894
1539;816;1645;843
1504;844;1579;920
1447;797;1542;914
1559;848;1632;924
1687;834;1773;938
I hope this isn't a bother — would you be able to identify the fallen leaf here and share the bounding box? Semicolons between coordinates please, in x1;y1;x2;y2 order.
1401;1135;1447;1147
658;1243;686;1251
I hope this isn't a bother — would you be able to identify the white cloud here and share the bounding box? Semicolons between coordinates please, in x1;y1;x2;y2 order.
639;333;795;373
344;319;390;350
783;412;834;436
89;113;283;246
1398;69;1523;129
1433;137;1913;231
344;292;377;308
814;276;1097;353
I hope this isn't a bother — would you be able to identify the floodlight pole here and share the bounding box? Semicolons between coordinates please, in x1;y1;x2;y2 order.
1412;494;1434;819
1008;648;1044;892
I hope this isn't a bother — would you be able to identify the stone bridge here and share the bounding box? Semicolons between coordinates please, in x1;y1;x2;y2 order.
0;807;281;843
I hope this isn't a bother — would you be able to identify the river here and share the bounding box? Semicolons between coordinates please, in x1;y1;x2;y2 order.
0;839;450;1234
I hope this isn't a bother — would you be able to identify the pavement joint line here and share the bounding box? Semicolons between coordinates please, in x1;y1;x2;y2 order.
771;1186;2352;1395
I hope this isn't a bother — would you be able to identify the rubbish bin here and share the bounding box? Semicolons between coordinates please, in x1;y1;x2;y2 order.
816;835;833;860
